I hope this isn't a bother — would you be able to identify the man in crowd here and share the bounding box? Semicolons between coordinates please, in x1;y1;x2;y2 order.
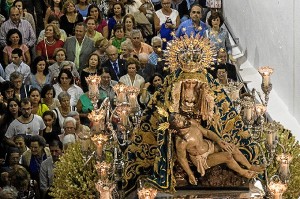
5;48;30;84
130;29;153;56
40;140;63;199
4;98;46;147
176;4;207;37
138;53;155;82
64;22;95;71
101;45;127;81
0;6;36;48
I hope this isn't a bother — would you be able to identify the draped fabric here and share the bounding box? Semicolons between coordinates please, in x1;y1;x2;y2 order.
123;69;262;195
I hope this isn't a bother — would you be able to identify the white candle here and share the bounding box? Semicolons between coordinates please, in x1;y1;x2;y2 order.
96;142;103;158
244;107;252;121
266;132;273;146
263;74;270;87
121;111;128;126
128;94;137;108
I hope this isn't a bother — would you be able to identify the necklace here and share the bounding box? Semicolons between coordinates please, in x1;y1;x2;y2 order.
45;38;55;45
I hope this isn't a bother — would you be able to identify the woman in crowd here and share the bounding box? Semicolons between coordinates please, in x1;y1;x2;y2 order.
60;1;84;36
30;56;52;91
85;16;104;43
119;39;134;59
98;67;117;107
53;91;72;129
140;73;164;105
3;29;30;66
80;53;101;92
110;24;126;53
119;57;145;89
48;48;79;82
93;37;109;65
123;14;136;38
0;98;20;142
205;12;232;60
1;81;15;105
153;0;180;33
36;24;64;65
108;2;126;38
75;0;90;18
44;0;64;26
53;69;83;107
10;165;40;199
67;111;90;136
41;84;61;111
28;88;49;117
122;0;143;15
87;4;108;38
38;15;67;43
42;111;61;144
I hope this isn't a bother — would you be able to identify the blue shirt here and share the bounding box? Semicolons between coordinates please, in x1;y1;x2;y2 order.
176;19;207;37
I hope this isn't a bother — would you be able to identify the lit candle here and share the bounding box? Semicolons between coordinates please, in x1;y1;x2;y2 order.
231;90;240;101
117;92;127;103
120;110;128;126
128;93;137;108
266;131;274;146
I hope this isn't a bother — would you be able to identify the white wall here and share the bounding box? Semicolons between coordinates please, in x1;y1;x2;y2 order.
223;0;300;139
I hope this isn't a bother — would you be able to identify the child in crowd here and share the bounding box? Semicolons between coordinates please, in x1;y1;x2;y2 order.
110;24;126;54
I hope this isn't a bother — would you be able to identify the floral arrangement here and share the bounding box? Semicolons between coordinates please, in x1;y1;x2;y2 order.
50;142;98;199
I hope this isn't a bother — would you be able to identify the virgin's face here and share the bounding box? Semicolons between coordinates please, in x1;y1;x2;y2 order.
125;18;133;30
9;33;20;45
114;4;122;15
9;101;19;114
37;61;46;72
90;7;99;19
89;55;99;68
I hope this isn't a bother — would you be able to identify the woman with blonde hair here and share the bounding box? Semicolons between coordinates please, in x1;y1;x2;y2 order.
60;1;84;36
93;37;109;65
36;24;64;65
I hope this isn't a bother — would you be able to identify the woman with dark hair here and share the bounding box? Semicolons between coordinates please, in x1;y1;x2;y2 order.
0;98;21;147
87;4;108;38
44;0;64;26
9;165;40;199
36;24;64;65
108;2;126;38
60;1;84;36
0;81;15;105
29;88;49;117
75;0;90;18
30;56;52;91
3;29;31;66
205;12;232;60
53;69;83;107
41;84;61;111
42;111;61;144
80;53;101;92
123;14;136;38
140;73;164;106
53;91;73;129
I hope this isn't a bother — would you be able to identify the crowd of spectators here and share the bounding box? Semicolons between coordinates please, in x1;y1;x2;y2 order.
0;0;236;198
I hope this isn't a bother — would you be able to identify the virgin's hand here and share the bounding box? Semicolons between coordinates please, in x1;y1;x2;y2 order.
188;174;197;185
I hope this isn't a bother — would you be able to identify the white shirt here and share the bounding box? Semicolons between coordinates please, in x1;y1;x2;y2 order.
5;61;30;83
119;74;145;89
53;83;84;107
5;114;46;139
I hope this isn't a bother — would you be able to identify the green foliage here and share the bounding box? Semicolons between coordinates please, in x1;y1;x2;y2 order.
50;142;98;199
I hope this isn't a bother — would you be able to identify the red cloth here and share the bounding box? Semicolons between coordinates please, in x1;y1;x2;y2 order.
36;40;64;60
95;19;108;34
